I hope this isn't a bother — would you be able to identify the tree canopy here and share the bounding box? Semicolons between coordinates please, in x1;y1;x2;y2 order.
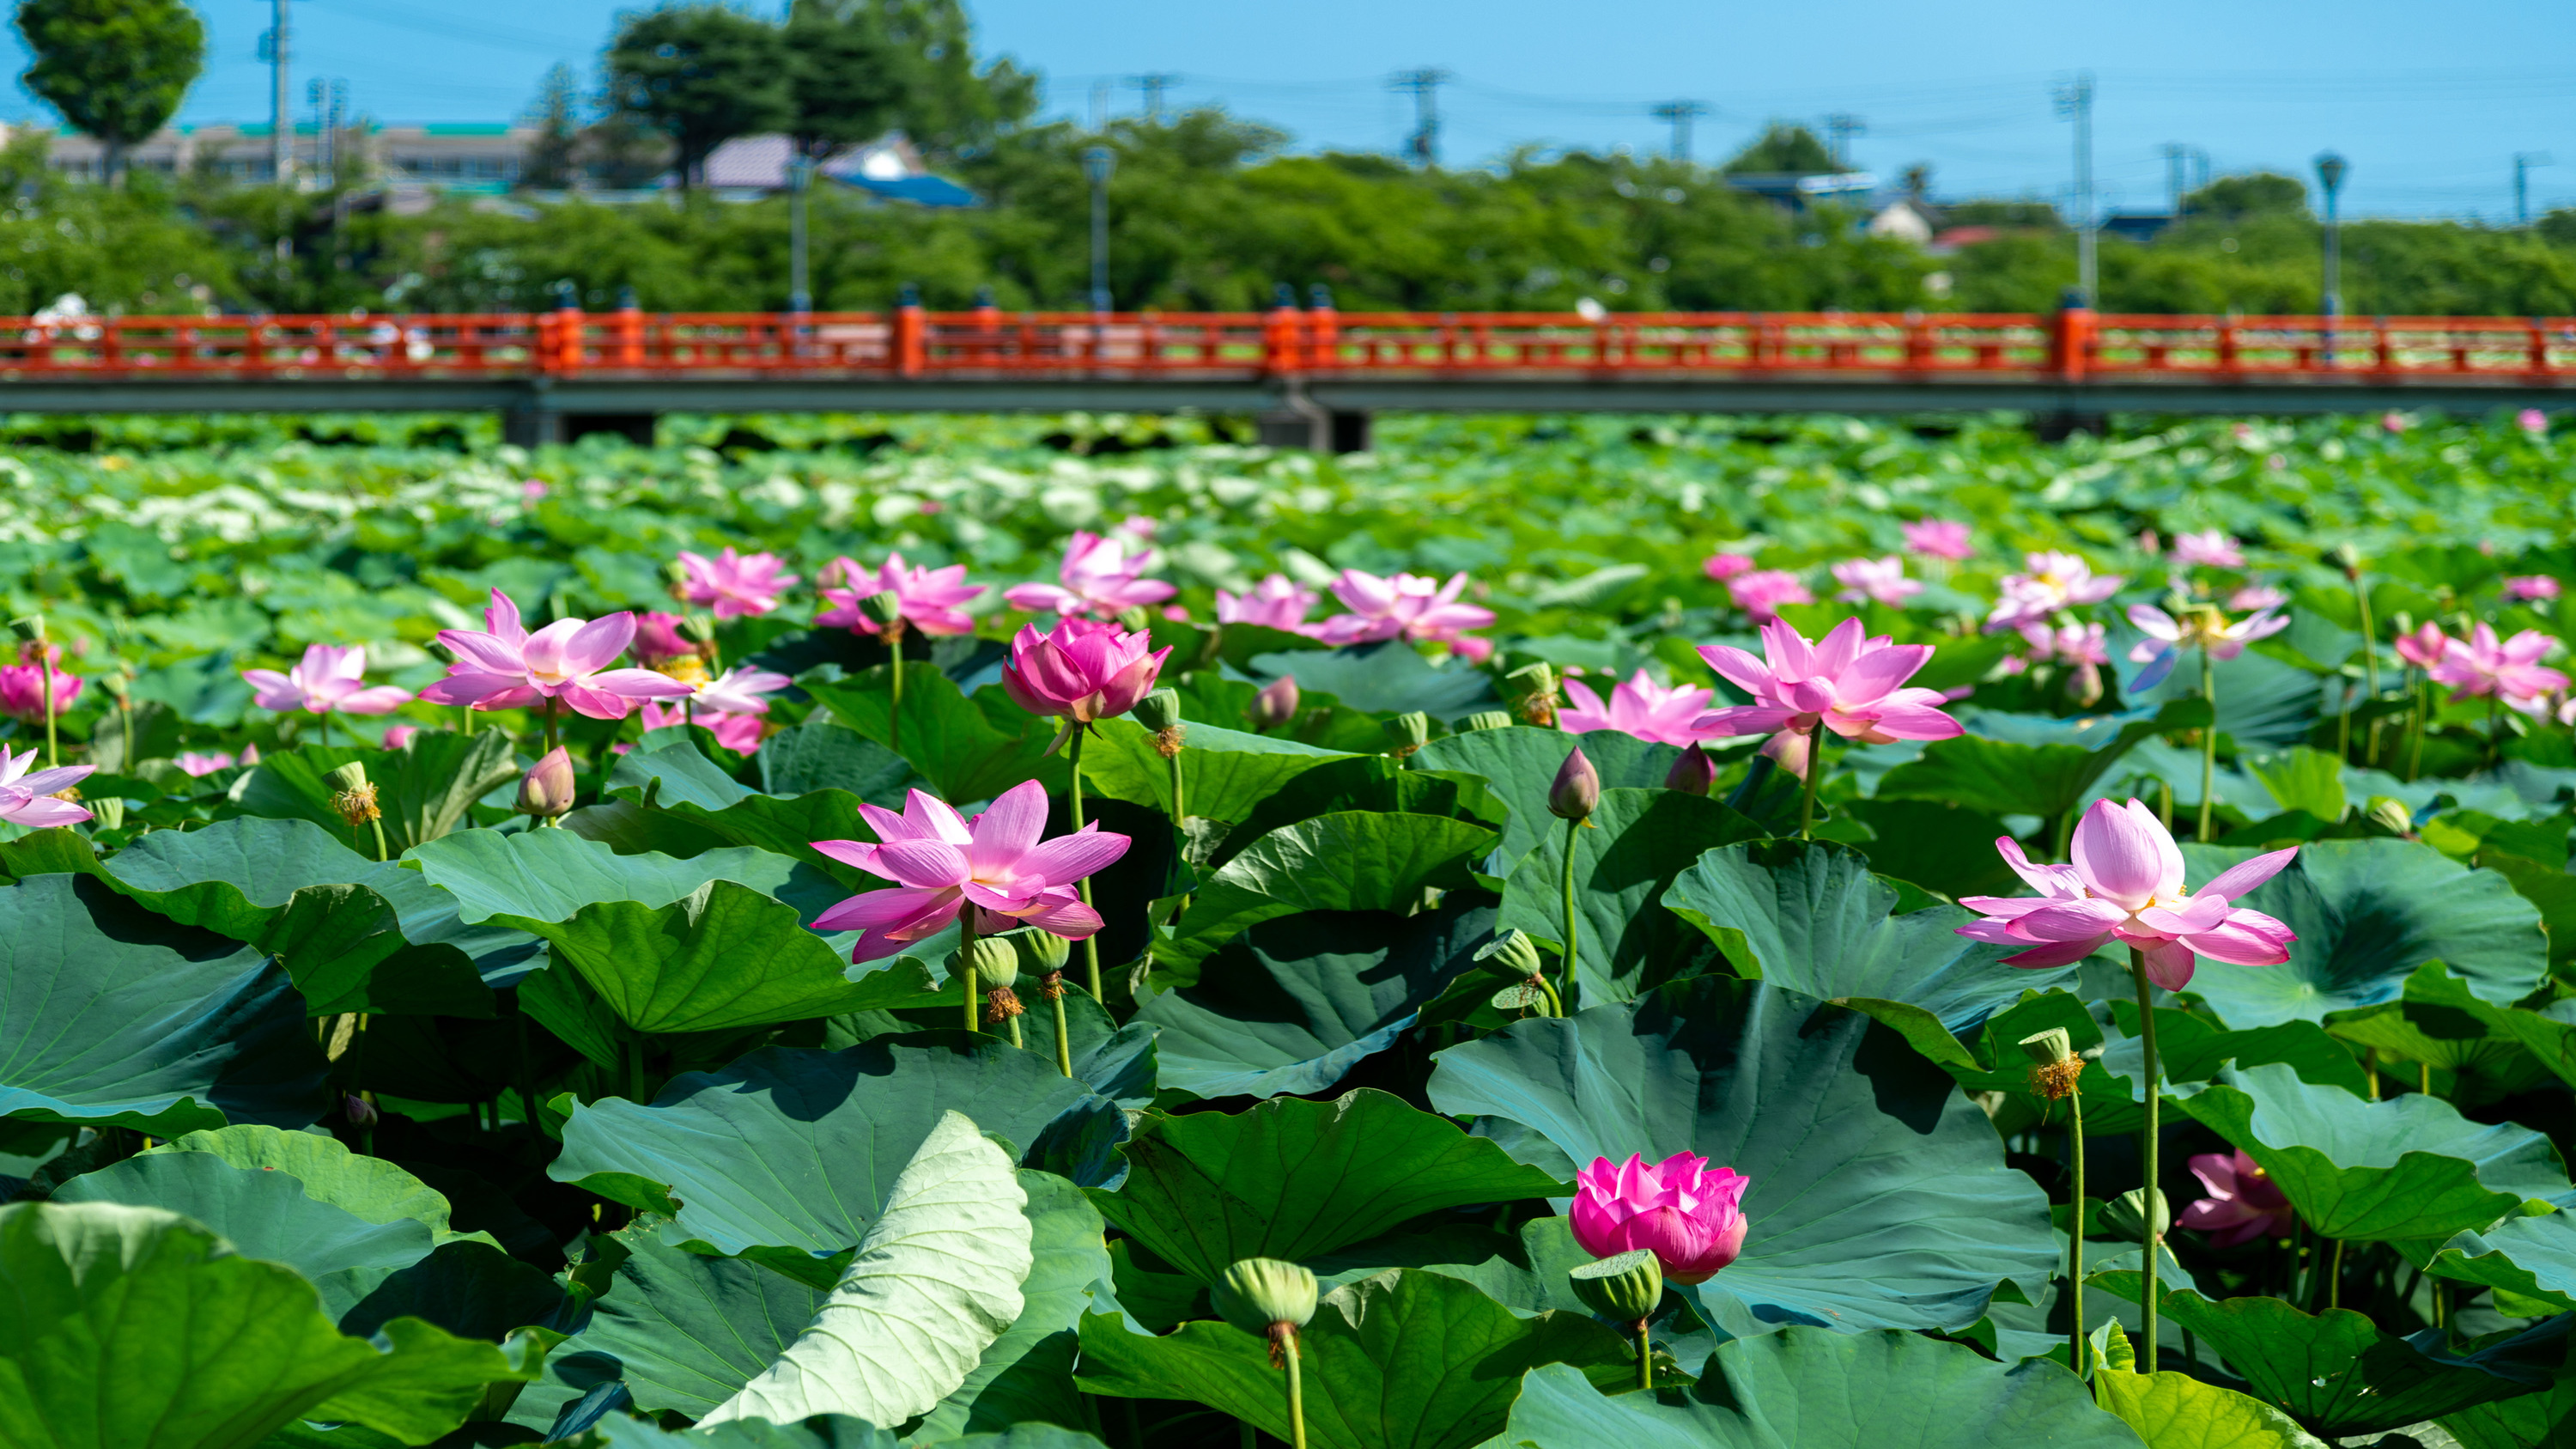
1722;123;1838;176
605;3;795;188
13;0;204;181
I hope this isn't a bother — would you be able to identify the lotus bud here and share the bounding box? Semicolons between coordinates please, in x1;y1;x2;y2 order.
1133;688;1187;758
1459;709;1514;732
2103;1187;2171;1244
324;760;380;827
1212;1257;1318;1366
859;590;906;637
1249;675;1300;731
2365;795;2416;837
2019;1027;2084;1101
1474;928;1546;980
2332;541;2364;579
343;1092;378;1128
1568;1248;1663;1325
1548;745;1600;822
1504;662;1559;727
1664;743;1716;796
1382;710;1431;758
517;746;577;819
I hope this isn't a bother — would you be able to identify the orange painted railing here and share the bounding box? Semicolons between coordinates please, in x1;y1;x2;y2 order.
0;306;2569;385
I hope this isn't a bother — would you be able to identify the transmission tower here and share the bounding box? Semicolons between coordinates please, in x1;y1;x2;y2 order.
1388;68;1452;167
1824;112;1866;170
2517;153;2553;225
1650;100;1708;162
1126;73;1182;124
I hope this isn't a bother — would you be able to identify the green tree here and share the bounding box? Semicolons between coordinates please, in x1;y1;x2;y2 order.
1722;123;1837;176
858;0;1035;161
605;3;793;188
2180;172;2310;221
783;1;914;165
13;0;204;184
521;62;582;191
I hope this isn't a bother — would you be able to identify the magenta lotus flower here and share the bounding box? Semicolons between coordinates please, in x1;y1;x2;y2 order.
420;589;696;720
177;752;236;778
2178;1149;2294;1247
2396;622;2451;671
1000;617;1171;724
1695;617;1965;746
2431;623;2569;717
1704;552;1757;581
0;659;79;721
1830;556;1923;607
2506;575;2563;602
1956;797;2297;989
1561;670;1725;746
1314;569;1497;648
1571;1153;1749;1285
0;746;91;827
2171;530;2245;569
1003;532;1176;618
817;551;985;636
630;612;695;666
811;779;1130;962
1902;520;1973;562
1726;569;1813;624
1984;551;2123;632
677;547;799;619
641;700;765;752
2125;602;2288;691
243;645;413;717
1215;574;1320;633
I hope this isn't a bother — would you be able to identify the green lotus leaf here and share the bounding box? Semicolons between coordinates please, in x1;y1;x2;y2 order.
229;728;522;853
592;1414;1110;1448
2442;1372;2576;1449
1151;812;1496;977
410;825;823;927
2092;1366;2329;1449
1078;715;1360;826
2425;1209;2576;1315
1874;697;2211;821
586;736;885;883
2156;1289;2551;1437
895;1170;1109;1444
1012;989;1159;1109
754;716;917;804
1501;787;1765;1004
150;1123;458;1235
1248;641;1499;721
805;664;1062;804
1412;723;1683;872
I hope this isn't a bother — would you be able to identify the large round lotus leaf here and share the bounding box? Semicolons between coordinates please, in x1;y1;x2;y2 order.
2178;839;2548;1028
1077;715;1360;825
2430;1210;2576;1314
153;1123;456;1235
1425;977;2057;1337
593;1414;1114;1448
1498;787;1765;1004
0;873;328;1135
1500;1329;2142;1448
1151;811;1496;975
229;729;523;854
1413;723;1683;872
2158;1290;2554;1437
549;1032;1122;1286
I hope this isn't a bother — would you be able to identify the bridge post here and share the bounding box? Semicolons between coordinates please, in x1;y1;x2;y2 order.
1262;283;1303;377
2047;295;2094;382
894;286;926;378
614;295;645;369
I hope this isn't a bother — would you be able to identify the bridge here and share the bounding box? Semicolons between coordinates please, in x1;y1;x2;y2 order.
3;303;2572;448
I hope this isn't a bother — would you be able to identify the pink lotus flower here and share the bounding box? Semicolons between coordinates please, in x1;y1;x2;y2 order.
0;660;80;721
1000;617;1171;724
0;746;91;827
641;700;765;753
630;612;696;666
2519;408;2549;435
2171;530;2245;569
2137;529;2162;556
1830;556;1924;607
1003;532;1176;618
2506;575;2562;602
1902;520;1973;562
1571;1152;1749;1285
2395;622;2452;671
811;779;1130;963
676;548;799;619
691;666;789;716
1453;636;1496;664
2383;411;2409;434
2178;1149;2295;1247
1985;552;2124;632
2021;620;2111;666
520;478;549;502
817;551;985;636
1314;569;1497;648
382;726;421;750
1695;616;1965;745
1561;671;1725;746
243;645;413;717
2430;623;2569;717
1955;797;2297;989
1704;552;1758;581
2227;585;2289;612
1214;574;1320;633
176;752;236;777
419;589;696;720
1726;569;1814;623
2125;602;2288;691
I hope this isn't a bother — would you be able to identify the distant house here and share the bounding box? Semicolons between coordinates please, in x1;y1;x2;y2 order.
1927;225;2001;255
2103;210;2175;242
1866;198;1940;245
1723;170;1879;211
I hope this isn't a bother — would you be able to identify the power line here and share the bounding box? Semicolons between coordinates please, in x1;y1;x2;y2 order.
1125;73;1182;123
1823;112;1865;168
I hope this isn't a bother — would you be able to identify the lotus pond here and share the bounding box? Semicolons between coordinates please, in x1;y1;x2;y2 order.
9;408;2576;1448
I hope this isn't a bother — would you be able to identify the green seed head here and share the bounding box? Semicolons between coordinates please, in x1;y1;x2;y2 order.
1132;688;1183;733
321;761;370;795
964;935;1019;989
1568;1248;1663;1324
1014;928;1072;975
2017;1028;2075;1067
1458;709;1515;733
860;591;905;629
1382;711;1431;753
1474;928;1546;980
1212;1257;1317;1337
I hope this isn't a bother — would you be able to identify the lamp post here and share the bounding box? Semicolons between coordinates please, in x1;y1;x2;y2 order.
2316;152;2348;321
1083;146;1115;312
788;154;813;315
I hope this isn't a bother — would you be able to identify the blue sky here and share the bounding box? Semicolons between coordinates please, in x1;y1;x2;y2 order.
9;0;2572;219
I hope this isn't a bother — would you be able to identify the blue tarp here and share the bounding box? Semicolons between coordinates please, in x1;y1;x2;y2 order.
838;173;978;208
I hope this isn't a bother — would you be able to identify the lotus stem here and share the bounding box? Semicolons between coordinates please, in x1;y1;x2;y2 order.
960;915;979;1034
2353;570;2382;764
1283;1333;1306;1449
888;629;903;757
544;698;561;757
1796;727;1821;839
1635;1318;1652;1392
1537;975;1564;1018
39;662;54;770
319;709;332;750
625;1033;647;1105
2407;676;2427;782
368;815;389;863
2329;1236;2344;1310
1068;725;1103;1002
2196;650;2216;841
2129;945;2162;1367
1048;977;1073;1077
1559;813;1581;995
2068;1084;2087;1379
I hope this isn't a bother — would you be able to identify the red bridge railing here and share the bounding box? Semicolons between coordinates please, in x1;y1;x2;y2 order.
0;305;2569;386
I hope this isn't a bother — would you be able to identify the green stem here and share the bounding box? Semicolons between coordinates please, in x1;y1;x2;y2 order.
1560;813;1581;995
544;698;560;756
39;661;55;770
2069;1083;2088;1379
1636;1318;1653;1392
1284;1334;1306;1449
1069;725;1103;1002
2129;947;2162;1367
368;815;389;864
1536;976;1565;1018
2196;648;2217;842
1006;1012;1023;1049
960;914;980;1034
1795;728;1822;839
2353;570;2380;697
2407;677;2427;782
2329;1236;2344;1310
319;710;333;750
1050;982;1073;1077
889;629;904;757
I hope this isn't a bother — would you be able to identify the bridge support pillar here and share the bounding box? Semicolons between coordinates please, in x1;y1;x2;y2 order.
501;403;562;449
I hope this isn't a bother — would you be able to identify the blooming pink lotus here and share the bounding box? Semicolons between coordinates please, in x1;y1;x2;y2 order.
2506;575;2563;603
0;746;91;827
2383;411;2409;434
676;548;799;619
2178;1149;2295;1247
420;589;696;720
1000;617;1171;724
1704;552;1758;581
2021;620;2111;666
1902;520;1973;562
2125;602;2288;691
2520;408;2549;435
1830;556;1924;607
0;657;80;721
2171;530;2246;569
1314;569;1497;648
630;612;696;666
1695;617;1965;746
817;551;985;636
243;645;414;717
812;779;1130;962
641;700;764;752
1561;670;1725;746
1984;552;2123;632
1726;569;1814;623
2430;622;2569;717
1956;797;2297;989
1003;532;1176;618
177;752;237;777
1214;574;1320;633
1571;1152;1750;1285
2395;622;2452;671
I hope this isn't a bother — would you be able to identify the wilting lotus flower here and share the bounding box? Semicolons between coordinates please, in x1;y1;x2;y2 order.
2395;622;2452;671
177;751;236;777
2431;622;2570;717
2178;1149;2295;1247
1314;569;1497;648
0;658;80;721
1703;551;1758;581
2125;602;2288;691
419;589;696;719
1571;1153;1750;1285
1003;531;1176;618
1902;520;1973;562
1001;617;1171;724
817;551;984;636
1695;617;1965;746
243;644;413;717
676;547;799;618
1985;551;2123;632
2171;530;2245;569
1830;556;1923;607
1956;797;2297;989
0;745;90;826
1726;569;1813;623
811;779;1131;962
1215;574;1320;633
2506;575;2563;602
1561;670;1725;746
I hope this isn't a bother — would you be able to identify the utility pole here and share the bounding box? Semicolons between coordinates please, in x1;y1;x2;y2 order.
2159;142;2192;214
1824;112;1865;171
1649;100;1707;162
2516;153;2552;225
1089;80;1110;132
2316;151;2348;320
1083;146;1115;312
2053;73;2096;304
264;0;290;189
1388;68;1451;168
1125;73;1181;124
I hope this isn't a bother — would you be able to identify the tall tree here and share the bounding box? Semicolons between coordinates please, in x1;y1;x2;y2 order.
14;0;204;185
783;1;913;166
848;0;1035;161
521;62;582;191
604;3;793;189
1722;123;1838;177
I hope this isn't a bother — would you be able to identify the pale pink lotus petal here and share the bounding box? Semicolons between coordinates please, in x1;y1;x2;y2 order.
1014;827;1133;887
1011;893;1107;937
0;792;90;827
872;838;972;890
557;685;641;721
15;764;94;797
2002;934;2115;969
2127;604;2181;642
967;780;1053;869
2181;910;2297;965
2069;799;2165;910
1697;644;1777;698
243;670;303;711
337;685;414;715
811;839;882;873
2013;898;2134;941
2137;938;2199;989
2136;894;2233;935
589;668;696;700
2198;847;2300;903
1695;705;1801;738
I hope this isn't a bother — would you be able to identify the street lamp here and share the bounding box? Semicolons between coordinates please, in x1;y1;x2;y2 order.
2315;151;2348;321
1083;146;1115;312
787;155;814;315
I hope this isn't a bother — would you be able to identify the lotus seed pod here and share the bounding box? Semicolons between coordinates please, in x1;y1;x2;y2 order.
1474;928;1546;980
1458;709;1515;732
1382;710;1431;754
1548;745;1600;820
1664;743;1716;796
965;935;1019;990
1116;606;1154;635
2019;1027;2083;1100
6;612;42;644
1132;688;1182;734
322;761;369;795
2018;1028;2075;1066
1016;929;1072;975
2365;796;2415;836
859;591;905;630
2103;1187;2171;1243
1212;1257;1317;1337
1568;1248;1662;1324
1504;662;1559;725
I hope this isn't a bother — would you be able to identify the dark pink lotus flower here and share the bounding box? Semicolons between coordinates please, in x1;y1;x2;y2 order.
1571;1152;1750;1285
630;612;696;666
2506;575;2563;602
1725;569;1813;623
1003;532;1176;618
1001;618;1171;724
382;726;421;750
817;551;985;636
420;589;695;720
0;658;80;721
1695;617;1965;746
641;700;764;752
1561;670;1725;746
243;644;413;717
1314;569;1496;648
2178;1149;2294;1247
676;547;799;618
2394;622;2452;671
1703;552;1758;581
812;779;1130;962
0;746;90;827
1215;574;1321;633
